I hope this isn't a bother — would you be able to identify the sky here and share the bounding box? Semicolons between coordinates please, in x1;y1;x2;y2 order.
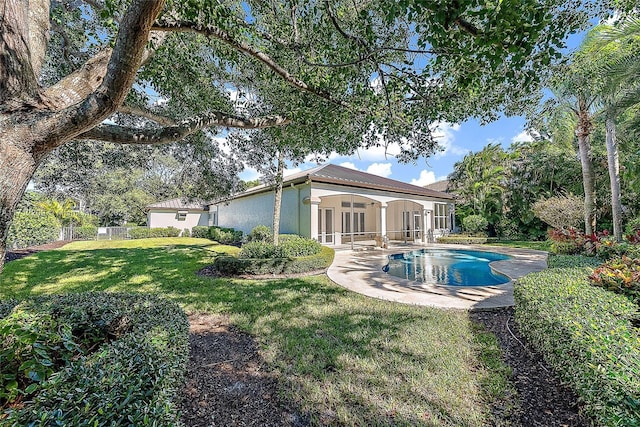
238;115;534;187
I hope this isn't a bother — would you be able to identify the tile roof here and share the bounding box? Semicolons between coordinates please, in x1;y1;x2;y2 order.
424;180;451;193
146;198;207;210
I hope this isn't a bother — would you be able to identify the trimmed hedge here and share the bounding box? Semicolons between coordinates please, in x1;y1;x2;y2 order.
73;225;98;240
240;235;322;259
129;226;180;239
214;245;335;275
514;257;640;426
190;226;243;244
191;226;209;239
7;211;60;249
436;235;499;245
0;293;189;425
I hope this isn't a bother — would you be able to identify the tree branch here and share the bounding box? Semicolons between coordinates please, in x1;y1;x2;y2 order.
79;111;290;144
151;21;350;109
41;0;166;148
117;104;176;126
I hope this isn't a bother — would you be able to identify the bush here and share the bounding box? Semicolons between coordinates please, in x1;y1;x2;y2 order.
128;226;180;239
73;225;97;240
532;193;584;230
247;225;272;243
209;226;243;245
191;226;209;239
589;256;640;303
515;261;640;425
1;293;189;425
7;211;60;249
239;241;286;259
279;235;322;257
182;228;191;237
435;235;498;244
462;215;488;235
214;245;335;275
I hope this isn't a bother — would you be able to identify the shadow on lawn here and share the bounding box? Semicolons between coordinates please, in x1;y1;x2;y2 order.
0;245;492;426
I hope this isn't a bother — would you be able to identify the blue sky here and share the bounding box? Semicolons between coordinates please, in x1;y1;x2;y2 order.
238;115;533;186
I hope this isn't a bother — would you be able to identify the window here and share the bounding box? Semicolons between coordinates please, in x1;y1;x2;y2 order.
342;212;365;235
177;210;188;221
434;204;448;229
341;201;366;209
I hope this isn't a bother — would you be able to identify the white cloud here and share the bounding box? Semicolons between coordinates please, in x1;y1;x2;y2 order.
339;161;359;170
511;130;534;144
432;122;467;158
239;167;260;181
410;170;437;186
366;162;392;178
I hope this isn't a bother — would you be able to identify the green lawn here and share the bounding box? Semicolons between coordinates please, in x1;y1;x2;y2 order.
0;238;512;426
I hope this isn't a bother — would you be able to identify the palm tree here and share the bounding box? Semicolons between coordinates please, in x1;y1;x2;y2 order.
37;198;79;227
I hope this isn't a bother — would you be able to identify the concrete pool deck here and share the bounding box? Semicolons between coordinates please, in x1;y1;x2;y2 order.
326;244;548;310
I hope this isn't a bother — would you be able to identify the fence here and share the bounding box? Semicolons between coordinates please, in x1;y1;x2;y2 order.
61;226;134;241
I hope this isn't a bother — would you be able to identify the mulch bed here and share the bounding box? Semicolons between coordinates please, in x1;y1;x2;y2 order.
4;241;71;263
470;307;588;427
179;314;307;427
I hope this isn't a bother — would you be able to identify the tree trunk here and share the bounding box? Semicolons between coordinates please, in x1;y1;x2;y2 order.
605;112;623;242
272;151;285;246
0;140;41;273
576;98;596;235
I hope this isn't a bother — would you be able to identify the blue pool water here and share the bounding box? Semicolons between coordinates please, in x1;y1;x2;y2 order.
383;249;511;286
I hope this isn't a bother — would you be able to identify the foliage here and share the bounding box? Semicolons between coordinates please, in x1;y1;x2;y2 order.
462;215;489;235
208;226;243;245
7;211;60;250
182;228;191;238
590;256;640;303
215;246;335;276
515;261;640;425
128;227;180;239
73;225;98;240
595;237;640;260
532;194;585;230
436;236;499;245
239;241;286;259
1;293;189;425
247;225;273;243
191;226;209;239
278;235;322;257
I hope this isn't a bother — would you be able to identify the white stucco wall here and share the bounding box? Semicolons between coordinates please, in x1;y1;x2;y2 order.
215;184;312;236
147;209;209;234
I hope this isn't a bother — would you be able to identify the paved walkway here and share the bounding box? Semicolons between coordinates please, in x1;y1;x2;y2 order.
326;244;548;310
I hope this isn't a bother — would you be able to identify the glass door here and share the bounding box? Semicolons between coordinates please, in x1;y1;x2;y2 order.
318;208;334;244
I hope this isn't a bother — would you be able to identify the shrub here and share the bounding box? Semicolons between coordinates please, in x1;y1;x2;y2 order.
436;235;498;245
247;225;272;243
191;226;209;239
182;228;191;237
1;293;189;425
589;256;640;303
515;261;640;425
7;211;60;249
462;215;488;235
214;246;335;275
128;226;180;239
532;193;584;230
73;225;97;240
239;241;286;259
209;226;243;245
626;217;640;235
279;235;322;257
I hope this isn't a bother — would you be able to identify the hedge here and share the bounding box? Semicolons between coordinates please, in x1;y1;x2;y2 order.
214;245;335;276
191;226;209;239
128;226;180;239
190;226;243;244
7;211;60;249
73;225;98;240
435;236;499;245
514;256;640;426
0;293;189;426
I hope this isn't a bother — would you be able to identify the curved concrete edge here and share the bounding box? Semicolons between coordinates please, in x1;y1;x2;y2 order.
326;244;548;310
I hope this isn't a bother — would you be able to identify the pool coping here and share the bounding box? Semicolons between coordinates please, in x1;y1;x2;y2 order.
326;243;548;310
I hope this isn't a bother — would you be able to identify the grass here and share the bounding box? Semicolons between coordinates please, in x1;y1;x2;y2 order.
0;238;512;426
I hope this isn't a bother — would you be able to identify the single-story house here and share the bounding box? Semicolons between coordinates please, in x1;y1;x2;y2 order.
147;164;455;244
145;198;209;232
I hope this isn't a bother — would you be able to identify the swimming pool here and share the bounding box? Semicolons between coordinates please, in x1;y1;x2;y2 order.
383;248;511;286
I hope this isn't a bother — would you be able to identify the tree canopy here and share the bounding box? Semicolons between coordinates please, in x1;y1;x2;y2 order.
0;0;630;272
